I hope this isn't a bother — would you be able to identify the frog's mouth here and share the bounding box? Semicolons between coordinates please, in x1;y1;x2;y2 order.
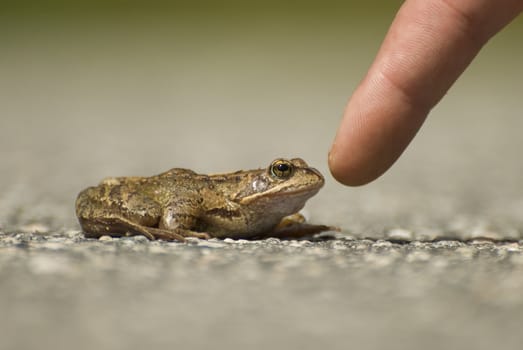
239;181;323;205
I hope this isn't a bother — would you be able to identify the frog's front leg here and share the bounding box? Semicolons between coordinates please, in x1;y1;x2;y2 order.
276;213;306;227
159;201;211;239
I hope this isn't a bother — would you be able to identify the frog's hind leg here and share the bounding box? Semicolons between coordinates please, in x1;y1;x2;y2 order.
80;216;186;242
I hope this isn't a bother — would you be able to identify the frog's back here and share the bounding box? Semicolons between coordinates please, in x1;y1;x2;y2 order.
154;167;212;192
76;168;203;216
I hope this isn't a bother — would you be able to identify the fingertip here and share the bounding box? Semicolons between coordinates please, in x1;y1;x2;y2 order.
328;141;380;187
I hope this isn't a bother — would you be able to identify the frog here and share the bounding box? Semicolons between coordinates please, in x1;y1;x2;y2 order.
75;158;334;241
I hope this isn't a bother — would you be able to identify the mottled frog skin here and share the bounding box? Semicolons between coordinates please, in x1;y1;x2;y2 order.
75;158;331;241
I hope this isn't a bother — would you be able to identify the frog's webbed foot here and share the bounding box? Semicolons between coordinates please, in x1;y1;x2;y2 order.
268;224;338;239
259;214;339;239
137;226;186;241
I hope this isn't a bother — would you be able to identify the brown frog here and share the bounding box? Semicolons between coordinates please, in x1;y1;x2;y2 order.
75;158;333;241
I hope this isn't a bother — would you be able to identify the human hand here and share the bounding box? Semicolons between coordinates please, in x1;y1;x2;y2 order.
329;0;522;186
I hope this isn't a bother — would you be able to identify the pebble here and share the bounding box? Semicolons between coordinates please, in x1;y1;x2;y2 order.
196;240;227;248
500;243;521;252
372;240;393;248
432;240;464;249
386;228;413;241
131;235;150;244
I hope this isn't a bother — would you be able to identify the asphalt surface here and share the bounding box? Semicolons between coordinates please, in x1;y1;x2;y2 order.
2;232;523;350
1;7;523;350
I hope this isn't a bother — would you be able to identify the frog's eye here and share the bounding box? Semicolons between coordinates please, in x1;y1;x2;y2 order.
270;159;294;179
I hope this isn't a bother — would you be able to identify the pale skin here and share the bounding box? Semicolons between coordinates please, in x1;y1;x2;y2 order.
329;0;523;186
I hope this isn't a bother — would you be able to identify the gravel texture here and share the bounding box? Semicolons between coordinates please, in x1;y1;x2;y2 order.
2;232;523;350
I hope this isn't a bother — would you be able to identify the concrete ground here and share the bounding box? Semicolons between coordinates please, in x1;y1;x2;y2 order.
1;4;522;350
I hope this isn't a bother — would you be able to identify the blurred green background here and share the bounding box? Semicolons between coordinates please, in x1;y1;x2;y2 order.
0;1;522;237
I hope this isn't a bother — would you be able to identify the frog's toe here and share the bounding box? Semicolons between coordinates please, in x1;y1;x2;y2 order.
277;213;307;228
126;229;154;240
182;231;211;239
149;228;186;242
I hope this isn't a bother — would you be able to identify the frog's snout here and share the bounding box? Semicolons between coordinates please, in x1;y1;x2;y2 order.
309;167;325;184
